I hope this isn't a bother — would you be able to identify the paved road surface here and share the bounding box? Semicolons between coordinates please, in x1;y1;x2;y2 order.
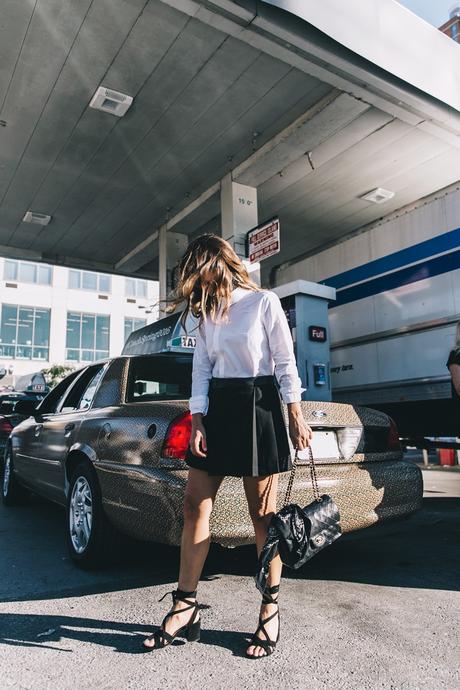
0;468;459;690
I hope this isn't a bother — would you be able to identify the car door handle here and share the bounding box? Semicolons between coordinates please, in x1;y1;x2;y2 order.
64;423;75;435
34;424;43;437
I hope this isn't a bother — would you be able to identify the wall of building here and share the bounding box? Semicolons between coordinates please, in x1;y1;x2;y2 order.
439;13;460;43
0;258;158;384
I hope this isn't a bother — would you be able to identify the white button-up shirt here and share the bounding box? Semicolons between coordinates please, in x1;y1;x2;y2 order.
189;286;306;415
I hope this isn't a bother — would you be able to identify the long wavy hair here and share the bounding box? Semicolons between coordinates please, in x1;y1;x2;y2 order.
166;234;261;329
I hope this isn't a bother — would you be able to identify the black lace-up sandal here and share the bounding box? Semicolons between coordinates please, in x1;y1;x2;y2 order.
141;588;205;651
246;584;280;658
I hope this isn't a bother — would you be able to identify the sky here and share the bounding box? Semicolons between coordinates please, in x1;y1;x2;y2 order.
397;0;456;27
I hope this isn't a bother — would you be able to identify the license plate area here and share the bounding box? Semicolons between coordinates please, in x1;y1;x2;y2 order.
296;430;341;461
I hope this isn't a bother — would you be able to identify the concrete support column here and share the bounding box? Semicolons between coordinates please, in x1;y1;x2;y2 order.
220;173;260;285
158;224;167;316
158;225;188;315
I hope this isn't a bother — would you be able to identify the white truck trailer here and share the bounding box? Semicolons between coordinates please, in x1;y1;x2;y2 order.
274;182;460;438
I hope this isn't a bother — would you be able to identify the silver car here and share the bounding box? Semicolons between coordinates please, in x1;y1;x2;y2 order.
2;353;423;568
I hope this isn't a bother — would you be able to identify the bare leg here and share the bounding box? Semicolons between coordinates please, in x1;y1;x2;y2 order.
243;473;281;658
143;468;223;648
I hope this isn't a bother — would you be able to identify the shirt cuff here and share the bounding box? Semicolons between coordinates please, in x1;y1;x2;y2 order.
189;395;209;415
280;387;307;404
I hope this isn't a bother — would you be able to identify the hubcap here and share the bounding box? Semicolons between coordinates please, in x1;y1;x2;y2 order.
69;476;93;554
3;451;11;497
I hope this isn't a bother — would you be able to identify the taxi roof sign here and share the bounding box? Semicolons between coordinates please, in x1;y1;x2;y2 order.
122;311;198;356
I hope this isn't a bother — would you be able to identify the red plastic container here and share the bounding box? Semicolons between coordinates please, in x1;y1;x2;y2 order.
438;449;456;466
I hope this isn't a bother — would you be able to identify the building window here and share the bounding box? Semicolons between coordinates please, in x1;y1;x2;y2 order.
66;312;110;362
68;269;111;293
4;259;52;286
125;278;147;298
0;304;50;360
124;317;147;343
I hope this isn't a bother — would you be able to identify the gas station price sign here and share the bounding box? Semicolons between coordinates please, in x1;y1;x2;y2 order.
247;217;280;263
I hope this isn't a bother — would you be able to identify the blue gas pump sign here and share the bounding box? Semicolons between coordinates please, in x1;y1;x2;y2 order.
309;325;327;342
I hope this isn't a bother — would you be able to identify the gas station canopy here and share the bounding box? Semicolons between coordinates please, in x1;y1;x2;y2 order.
1;0;459;283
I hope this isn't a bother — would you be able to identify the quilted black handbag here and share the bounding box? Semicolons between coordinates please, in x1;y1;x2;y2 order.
255;446;342;594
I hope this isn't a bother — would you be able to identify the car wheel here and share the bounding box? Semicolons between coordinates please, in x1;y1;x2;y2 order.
66;461;116;569
2;445;28;506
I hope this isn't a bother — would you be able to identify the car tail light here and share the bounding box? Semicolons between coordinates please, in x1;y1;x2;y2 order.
387;416;401;451
0;418;13;434
162;412;192;460
336;427;362;460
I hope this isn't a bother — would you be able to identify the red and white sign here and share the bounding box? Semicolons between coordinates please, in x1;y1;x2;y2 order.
247;218;280;264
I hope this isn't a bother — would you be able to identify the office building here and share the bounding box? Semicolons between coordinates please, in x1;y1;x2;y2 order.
439;6;460;42
0;257;158;385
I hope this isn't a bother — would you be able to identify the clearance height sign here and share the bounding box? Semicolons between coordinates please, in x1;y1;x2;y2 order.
247;217;280;263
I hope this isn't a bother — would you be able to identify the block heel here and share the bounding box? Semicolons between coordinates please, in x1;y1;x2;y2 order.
186;619;201;642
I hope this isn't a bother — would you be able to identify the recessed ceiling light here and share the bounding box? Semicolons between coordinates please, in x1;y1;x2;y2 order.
360;188;395;204
89;86;133;117
23;211;52;226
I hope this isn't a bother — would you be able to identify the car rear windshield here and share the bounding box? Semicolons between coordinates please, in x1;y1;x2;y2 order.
126;354;192;403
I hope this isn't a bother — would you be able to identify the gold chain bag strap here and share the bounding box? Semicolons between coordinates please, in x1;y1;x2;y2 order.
255;441;342;594
283;445;321;506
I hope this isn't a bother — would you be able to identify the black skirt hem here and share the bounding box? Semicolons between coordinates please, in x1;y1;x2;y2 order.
185;455;293;478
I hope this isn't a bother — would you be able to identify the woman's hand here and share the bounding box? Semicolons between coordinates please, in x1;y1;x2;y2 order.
189;413;207;457
287;402;312;451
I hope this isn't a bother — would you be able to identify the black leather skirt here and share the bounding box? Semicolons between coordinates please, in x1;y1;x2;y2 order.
185;375;292;477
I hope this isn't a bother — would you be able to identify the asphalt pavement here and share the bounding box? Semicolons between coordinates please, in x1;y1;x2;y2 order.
0;466;459;690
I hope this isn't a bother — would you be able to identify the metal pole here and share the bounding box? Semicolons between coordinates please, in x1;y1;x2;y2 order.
158;223;167;317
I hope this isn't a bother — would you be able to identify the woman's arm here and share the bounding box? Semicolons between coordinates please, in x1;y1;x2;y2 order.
449;363;460;396
189;323;212;415
188;324;212;457
262;292;304;402
262;292;312;450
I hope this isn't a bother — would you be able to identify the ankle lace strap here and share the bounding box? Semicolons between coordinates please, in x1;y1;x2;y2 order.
262;584;280;605
158;589;210;611
158;588;197;603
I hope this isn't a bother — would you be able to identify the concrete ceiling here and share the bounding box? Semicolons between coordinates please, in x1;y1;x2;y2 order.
1;0;459;281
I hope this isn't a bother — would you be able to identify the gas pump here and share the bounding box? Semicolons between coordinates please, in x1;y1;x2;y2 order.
273;280;336;402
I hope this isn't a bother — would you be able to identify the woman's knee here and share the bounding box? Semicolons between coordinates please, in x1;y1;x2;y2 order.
183;493;212;523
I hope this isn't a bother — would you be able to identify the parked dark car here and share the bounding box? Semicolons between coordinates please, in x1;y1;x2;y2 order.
0;392;48;455
2;353;423;568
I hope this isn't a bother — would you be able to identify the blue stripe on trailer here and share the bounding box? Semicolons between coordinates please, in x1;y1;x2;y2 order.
322;226;460;290
332;248;460;307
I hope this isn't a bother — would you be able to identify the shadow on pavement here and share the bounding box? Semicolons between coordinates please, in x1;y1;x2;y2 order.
0;612;252;657
0;495;458;606
203;496;460;593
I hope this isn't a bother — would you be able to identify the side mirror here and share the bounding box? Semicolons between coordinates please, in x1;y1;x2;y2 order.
13;399;39;416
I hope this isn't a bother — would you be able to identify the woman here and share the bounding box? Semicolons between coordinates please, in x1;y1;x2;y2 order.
142;234;312;658
447;322;460;429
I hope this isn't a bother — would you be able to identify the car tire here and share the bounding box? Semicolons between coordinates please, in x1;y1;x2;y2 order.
66;461;117;569
2;445;28;506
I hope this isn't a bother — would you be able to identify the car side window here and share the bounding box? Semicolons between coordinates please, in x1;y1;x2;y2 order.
77;367;105;410
38;370;82;414
59;365;105;413
126;355;191;403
